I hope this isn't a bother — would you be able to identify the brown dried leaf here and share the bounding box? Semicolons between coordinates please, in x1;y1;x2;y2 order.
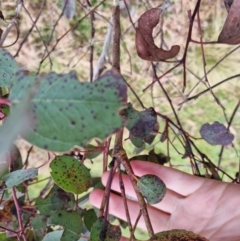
135;8;180;61
148;229;209;241
218;0;240;44
0;199;14;223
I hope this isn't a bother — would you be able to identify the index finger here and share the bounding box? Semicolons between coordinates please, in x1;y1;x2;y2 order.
131;161;206;196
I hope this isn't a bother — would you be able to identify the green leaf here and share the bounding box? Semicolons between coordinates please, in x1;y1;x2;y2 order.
50;156;92;194
35;185;75;215
84;209;98;231
42;230;63;241
149;229;209;241
130;135;144;148
90;218;106;241
2;168;38;189
84;144;103;159
61;0;76;19
48;210;82;241
9;70;126;152
31;215;48;229
0;49;18;87
1;105;10;116
129;154;159;163
121;103;159;147
137;174;166;204
90;218;121;241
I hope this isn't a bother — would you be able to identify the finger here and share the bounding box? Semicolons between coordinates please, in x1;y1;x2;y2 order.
120;237;132;241
131;161;205;196
101;172;183;214
90;189;169;233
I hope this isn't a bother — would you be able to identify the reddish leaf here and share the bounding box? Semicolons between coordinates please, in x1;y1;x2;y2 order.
121;103;159;147
218;0;240;44
135;8;180;61
200;121;234;146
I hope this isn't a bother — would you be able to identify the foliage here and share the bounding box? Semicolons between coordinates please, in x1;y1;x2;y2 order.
0;1;239;241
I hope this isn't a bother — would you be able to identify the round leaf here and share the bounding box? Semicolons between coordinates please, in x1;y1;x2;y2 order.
200;121;234;146
50;156;92;194
137;174;166;204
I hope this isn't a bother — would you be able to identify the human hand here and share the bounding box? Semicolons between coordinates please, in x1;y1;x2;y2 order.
90;161;240;241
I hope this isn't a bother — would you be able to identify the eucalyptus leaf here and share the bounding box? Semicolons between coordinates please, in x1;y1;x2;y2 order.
48;210;82;241
35;185;75;215
90;218;121;241
200;121;234;146
3;168;38;189
0;49;18;87
137;174;166;204
121;103;158;147
9;70;126;152
84;209;98;231
50;155;92;194
42;230;63;241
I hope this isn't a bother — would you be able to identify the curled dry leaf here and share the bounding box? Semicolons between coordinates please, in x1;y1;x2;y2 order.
218;0;240;44
135;8;180;61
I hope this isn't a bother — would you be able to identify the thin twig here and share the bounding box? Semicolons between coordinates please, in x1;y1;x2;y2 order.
218;100;240;167
0;0;22;47
12;187;27;241
179;74;240;105
14;0;51;66
38;0;106;72
129;210;142;241
85;0;95;82
180;45;240;109
117;166;135;239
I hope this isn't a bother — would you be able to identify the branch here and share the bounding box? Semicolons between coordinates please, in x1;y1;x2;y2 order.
0;0;22;47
